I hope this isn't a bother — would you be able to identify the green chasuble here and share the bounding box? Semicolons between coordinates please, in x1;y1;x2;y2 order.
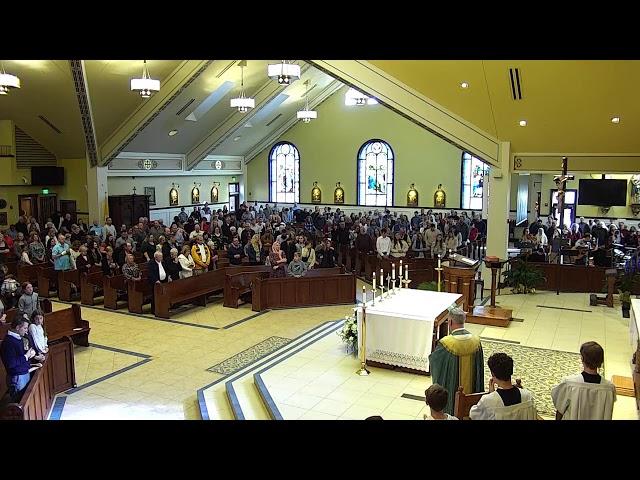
428;329;484;415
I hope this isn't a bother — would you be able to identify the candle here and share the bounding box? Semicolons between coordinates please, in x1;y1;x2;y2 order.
362;285;366;303
405;266;408;280
399;260;403;278
373;272;376;290
392;263;395;279
380;268;384;282
438;254;441;269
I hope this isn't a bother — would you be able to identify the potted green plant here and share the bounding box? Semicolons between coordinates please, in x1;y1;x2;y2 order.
501;259;545;294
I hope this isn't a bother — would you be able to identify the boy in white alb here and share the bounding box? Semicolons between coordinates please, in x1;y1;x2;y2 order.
424;384;458;420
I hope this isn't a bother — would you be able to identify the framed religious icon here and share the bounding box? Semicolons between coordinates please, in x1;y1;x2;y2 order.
334;182;344;204
191;186;200;204
311;181;321;203
434;184;446;208
144;187;156;206
0;212;7;226
169;188;179;206
407;183;418;207
211;185;219;203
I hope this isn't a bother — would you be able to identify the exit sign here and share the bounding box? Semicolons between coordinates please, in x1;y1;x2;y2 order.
41;189;49;195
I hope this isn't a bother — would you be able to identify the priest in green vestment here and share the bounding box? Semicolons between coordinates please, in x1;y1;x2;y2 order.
428;307;484;415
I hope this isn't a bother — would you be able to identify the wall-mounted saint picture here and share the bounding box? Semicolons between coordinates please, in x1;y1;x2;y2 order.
144;187;156;206
434;184;446;208
407;184;418;207
0;212;7;226
211;185;219;203
169;188;179;206
191;187;200;204
311;182;321;203
334;182;344;204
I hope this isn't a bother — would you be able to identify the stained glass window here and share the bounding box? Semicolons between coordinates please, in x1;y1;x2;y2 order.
461;152;490;210
357;139;394;206
269;142;300;203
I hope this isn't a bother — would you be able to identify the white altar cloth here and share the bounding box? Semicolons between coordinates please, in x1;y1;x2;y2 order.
356;289;462;372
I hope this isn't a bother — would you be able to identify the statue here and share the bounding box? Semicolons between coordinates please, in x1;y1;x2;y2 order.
434;184;446;208
311;182;322;203
169;188;179;206
334;182;344;204
407;183;418;207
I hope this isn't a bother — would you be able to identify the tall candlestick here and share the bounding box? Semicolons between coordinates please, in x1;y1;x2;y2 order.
373;272;376;290
392;263;395;279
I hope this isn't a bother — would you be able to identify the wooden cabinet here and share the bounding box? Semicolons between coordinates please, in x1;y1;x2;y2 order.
108;195;149;227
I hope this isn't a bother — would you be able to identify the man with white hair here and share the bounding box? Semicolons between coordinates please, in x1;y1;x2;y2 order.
148;251;170;314
428;308;485;415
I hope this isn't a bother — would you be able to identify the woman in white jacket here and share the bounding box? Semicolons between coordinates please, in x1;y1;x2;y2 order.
177;245;195;278
535;228;548;246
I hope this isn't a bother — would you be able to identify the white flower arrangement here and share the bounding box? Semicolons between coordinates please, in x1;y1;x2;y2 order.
338;315;358;355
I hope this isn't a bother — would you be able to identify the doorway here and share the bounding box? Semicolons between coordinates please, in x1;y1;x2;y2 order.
60;200;77;224
550;189;577;229
228;183;240;213
38;195;58;227
18;194;38;220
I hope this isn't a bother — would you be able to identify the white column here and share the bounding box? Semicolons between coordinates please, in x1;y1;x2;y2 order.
86;158;108;223
486;141;512;259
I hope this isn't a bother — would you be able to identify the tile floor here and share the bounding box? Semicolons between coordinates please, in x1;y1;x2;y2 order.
49;284;639;420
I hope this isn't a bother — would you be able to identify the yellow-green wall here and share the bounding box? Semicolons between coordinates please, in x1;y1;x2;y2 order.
246;86;464;207
107;175;240;209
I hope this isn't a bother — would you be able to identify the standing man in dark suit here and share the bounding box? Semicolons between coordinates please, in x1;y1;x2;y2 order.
148;251;170;314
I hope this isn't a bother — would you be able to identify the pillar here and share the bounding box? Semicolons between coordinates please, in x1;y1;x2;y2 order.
86;158;108;223
486;141;512;260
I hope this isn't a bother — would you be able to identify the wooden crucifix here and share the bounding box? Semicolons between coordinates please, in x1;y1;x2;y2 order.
556;156;568;229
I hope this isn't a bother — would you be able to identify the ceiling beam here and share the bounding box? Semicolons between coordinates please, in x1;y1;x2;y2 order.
99;60;213;167
308;60;500;166
69;60;100;167
244;79;343;164
185;63;311;170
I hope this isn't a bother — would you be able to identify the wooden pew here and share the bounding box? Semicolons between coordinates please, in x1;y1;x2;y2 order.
58;265;102;302
128;276;153;314
36;265;58;298
44;303;91;347
378;256;436;287
223;266;272;308
154;268;226;318
103;263;148;310
17;263;42;286
1;257;18;276
252;272;356;312
81;270;106;306
0;333;76;420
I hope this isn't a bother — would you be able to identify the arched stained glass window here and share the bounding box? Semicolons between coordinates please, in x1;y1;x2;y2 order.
269;142;300;203
357;139;394;206
461;152;490;210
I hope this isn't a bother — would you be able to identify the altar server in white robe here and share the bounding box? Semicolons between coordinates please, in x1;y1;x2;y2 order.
551;341;616;420
470;353;537;420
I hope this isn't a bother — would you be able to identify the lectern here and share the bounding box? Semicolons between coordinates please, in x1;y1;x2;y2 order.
466;257;513;327
442;254;480;313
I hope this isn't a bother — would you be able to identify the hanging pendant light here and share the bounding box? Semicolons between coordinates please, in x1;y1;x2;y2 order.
130;60;160;98
0;62;21;96
267;60;301;85
230;61;255;113
296;80;317;123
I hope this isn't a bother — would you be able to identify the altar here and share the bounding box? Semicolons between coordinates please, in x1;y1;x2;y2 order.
356;289;462;373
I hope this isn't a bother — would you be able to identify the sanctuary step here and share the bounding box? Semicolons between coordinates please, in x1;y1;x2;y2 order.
198;320;343;420
467;305;512;328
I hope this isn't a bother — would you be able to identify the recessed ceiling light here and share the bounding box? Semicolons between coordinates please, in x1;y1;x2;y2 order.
611;116;620;124
168;129;178;136
460;82;469;89
519;120;527;127
233;136;241;142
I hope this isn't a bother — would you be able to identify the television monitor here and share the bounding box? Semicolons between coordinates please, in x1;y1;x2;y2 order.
578;179;627;207
31;166;64;186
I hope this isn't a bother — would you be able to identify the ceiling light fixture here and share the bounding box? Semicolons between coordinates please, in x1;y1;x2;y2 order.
130;60;160;98
519;120;527;127
0;62;21;96
168;129;178;136
267;60;301;85
230;61;255;113
345;87;378;106
611;116;620;124
296;80;317;123
460;82;469;89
